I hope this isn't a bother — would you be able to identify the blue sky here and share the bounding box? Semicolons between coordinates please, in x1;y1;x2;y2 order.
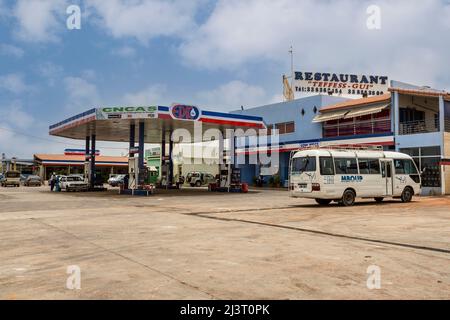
0;0;449;157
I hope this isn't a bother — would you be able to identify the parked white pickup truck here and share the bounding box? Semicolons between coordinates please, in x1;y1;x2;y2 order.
60;175;88;192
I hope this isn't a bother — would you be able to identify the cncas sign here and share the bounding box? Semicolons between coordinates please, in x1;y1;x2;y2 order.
97;106;158;120
294;71;389;96
171;104;200;121
101;106;157;113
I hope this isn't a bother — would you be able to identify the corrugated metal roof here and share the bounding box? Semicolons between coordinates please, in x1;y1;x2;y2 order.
34;154;128;164
389;87;449;98
320;94;391;112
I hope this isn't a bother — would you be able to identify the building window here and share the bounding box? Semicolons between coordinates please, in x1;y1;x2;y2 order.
273;121;295;135
400;146;441;188
275;123;285;134
285;122;295;133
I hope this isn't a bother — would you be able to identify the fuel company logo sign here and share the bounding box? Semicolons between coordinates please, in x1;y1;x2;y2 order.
97;106;158;120
171;104;200;121
101;106;157;113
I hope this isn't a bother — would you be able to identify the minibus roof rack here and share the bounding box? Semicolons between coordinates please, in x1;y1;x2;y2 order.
297;144;384;151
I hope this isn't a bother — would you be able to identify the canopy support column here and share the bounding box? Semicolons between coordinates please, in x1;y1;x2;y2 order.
129;123;135;158
138;122;145;185
169;130;174;186
90;134;96;189
161;129;166;188
85;135;90;183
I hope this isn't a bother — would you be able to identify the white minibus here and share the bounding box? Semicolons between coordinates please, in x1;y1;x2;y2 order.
289;148;421;206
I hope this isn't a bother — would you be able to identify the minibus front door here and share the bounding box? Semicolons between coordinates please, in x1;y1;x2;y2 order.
381;160;394;196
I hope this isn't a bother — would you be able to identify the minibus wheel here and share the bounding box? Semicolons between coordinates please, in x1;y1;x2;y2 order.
401;187;413;203
374;197;384;203
341;189;356;206
315;199;332;206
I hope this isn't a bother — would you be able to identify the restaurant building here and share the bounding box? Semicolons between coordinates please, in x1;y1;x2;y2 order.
234;81;450;195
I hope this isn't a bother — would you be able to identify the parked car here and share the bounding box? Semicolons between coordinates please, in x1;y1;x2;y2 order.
1;171;21;187
59;175;88;192
108;174;126;187
23;175;42;187
20;174;31;184
186;171;216;187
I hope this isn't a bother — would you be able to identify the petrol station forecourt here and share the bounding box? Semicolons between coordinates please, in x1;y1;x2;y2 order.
0;102;447;300
49;105;266;193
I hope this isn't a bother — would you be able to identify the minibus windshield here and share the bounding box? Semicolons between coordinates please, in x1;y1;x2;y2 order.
292;157;316;174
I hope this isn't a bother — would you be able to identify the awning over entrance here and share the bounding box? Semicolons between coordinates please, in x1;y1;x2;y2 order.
313;103;390;122
312;109;349;122
344;103;390;119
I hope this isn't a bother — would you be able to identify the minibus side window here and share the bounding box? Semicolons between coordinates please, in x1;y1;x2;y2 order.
334;158;358;174
319;157;334;175
368;159;381;174
358;159;370;174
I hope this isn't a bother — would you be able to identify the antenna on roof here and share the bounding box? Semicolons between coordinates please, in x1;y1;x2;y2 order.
282;46;295;102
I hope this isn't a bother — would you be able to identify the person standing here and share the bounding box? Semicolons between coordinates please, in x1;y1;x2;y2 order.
50;172;56;191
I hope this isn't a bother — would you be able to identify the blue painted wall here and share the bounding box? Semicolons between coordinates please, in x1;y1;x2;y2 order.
233;95;348;144
231;95;348;184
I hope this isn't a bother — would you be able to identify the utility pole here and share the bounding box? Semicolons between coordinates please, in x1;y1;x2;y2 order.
289;45;294;89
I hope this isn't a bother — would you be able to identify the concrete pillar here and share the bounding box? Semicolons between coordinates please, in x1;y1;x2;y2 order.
218;129;224;166
169;131;174;185
138;122;145;185
85;135;90;183
439;95;446;195
90;134;96;189
393;91;400;151
161;129;166;186
129;123;135;158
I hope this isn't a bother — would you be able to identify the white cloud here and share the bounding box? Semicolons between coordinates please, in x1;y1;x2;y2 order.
36;62;64;86
179;0;450;89
0;101;63;158
0;73;29;94
123;84;168;105
196;80;267;110
111;45;137;58
13;0;67;42
86;0;202;43
0;101;34;129
0;44;24;58
64;76;100;112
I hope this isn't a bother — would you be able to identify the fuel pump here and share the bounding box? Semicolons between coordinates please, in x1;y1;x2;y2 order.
160;157;170;187
128;157;139;190
84;161;90;183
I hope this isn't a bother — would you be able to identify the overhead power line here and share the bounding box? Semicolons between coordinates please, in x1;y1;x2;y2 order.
0;126;129;150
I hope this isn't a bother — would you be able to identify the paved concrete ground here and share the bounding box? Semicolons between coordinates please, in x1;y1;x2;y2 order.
1;186;450;299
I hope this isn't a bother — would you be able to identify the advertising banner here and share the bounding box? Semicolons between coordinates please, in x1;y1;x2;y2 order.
293;71;389;96
96;106;158;120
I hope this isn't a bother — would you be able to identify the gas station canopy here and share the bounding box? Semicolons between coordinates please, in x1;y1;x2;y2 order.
49;105;266;143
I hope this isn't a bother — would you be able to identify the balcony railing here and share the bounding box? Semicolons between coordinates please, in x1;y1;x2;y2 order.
445;119;450;132
399;119;439;135
323;119;391;138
